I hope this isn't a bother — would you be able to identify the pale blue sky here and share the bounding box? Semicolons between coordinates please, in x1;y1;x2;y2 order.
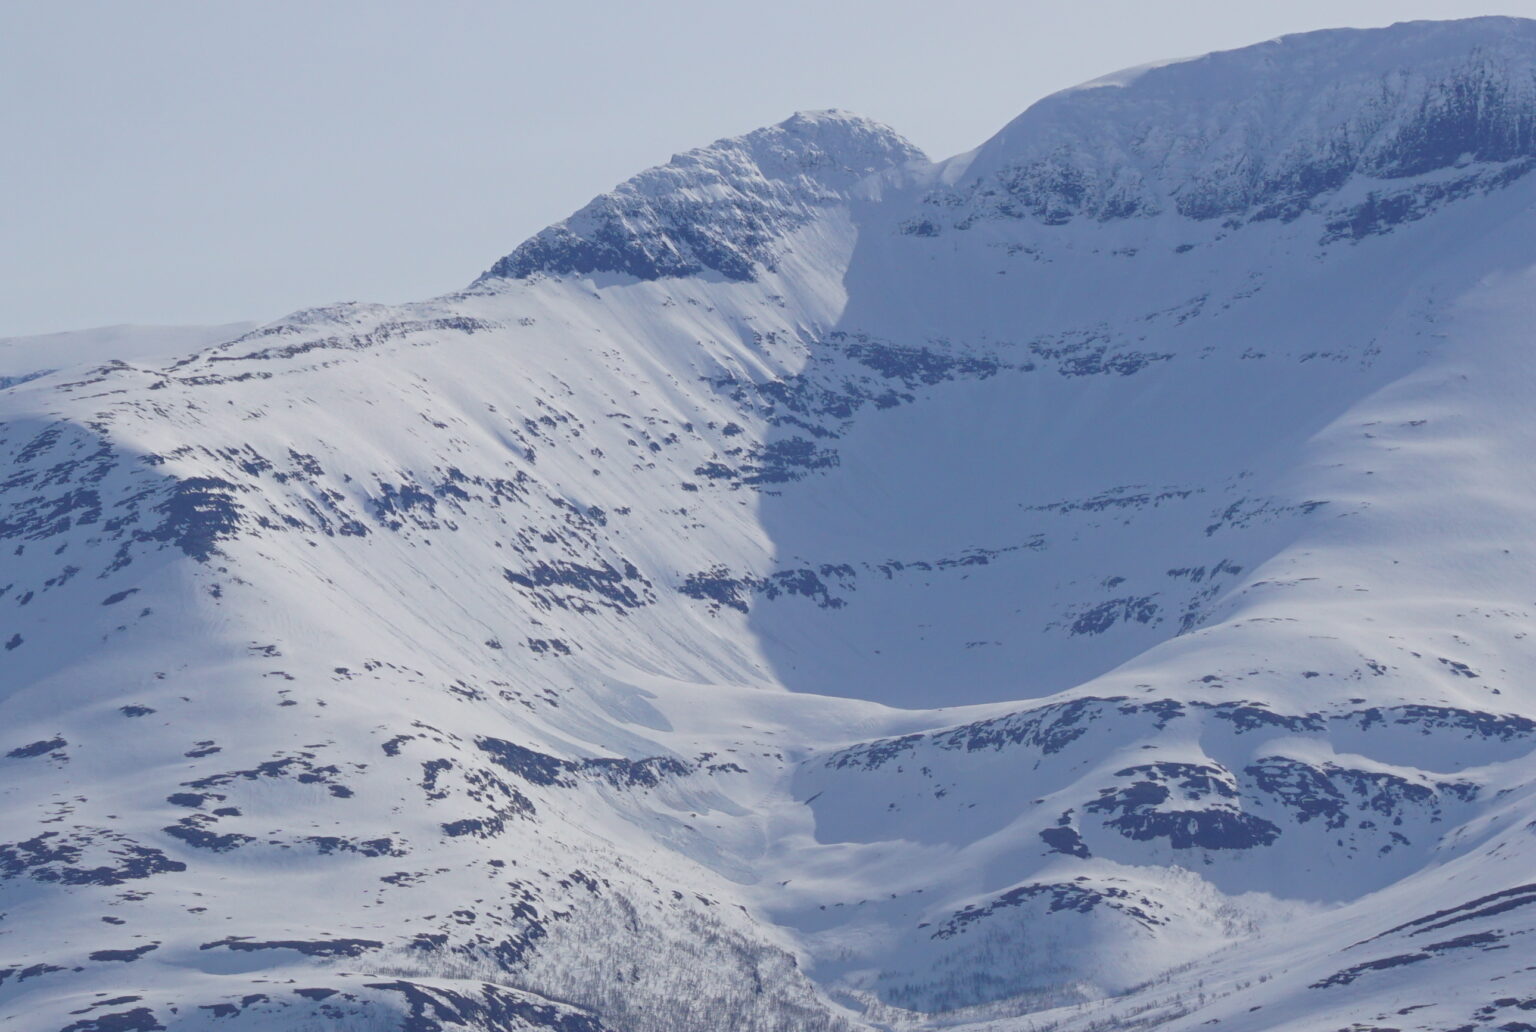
4;0;1532;335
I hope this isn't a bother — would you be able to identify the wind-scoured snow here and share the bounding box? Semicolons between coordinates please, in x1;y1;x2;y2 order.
4;17;1536;1032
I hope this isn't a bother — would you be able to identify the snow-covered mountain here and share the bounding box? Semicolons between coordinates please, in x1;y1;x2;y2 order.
0;323;256;391
5;16;1536;1032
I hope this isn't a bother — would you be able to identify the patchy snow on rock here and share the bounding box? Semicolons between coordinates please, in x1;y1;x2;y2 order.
4;17;1536;1032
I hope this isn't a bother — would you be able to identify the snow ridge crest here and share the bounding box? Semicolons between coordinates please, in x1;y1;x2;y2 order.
926;17;1536;231
481;110;926;284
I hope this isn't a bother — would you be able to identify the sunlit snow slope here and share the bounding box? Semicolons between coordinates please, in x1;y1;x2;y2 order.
0;324;256;390
5;18;1536;1032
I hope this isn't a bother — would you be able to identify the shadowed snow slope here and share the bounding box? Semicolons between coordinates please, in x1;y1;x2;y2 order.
4;18;1536;1032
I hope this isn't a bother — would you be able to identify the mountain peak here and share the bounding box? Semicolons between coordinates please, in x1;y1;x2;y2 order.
479;110;926;285
752;108;924;184
925;16;1536;231
19;18;1536;1032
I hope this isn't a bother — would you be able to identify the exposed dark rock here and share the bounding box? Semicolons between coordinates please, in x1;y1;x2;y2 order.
934;881;1163;939
6;737;65;759
200;937;384;958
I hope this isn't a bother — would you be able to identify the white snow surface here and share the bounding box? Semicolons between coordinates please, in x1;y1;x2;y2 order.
4;17;1536;1032
0;323;256;390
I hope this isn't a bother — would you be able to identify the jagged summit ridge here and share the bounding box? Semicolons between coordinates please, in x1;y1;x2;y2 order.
484;18;1536;287
917;16;1536;232
480;109;926;284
